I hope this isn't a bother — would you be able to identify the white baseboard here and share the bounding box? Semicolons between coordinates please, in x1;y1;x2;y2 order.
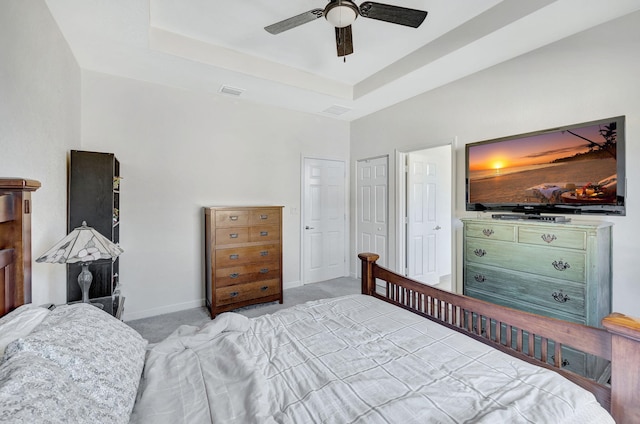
283;279;302;290
124;299;205;321
125;280;304;321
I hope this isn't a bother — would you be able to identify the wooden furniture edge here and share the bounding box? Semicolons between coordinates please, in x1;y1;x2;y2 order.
0;178;41;191
602;313;640;422
0;179;40;316
358;252;640;424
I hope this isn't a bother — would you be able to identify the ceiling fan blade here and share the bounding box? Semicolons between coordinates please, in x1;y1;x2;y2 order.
335;25;354;57
264;9;324;34
358;2;427;28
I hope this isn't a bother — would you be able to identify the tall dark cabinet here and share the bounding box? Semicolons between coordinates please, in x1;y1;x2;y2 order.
67;150;120;302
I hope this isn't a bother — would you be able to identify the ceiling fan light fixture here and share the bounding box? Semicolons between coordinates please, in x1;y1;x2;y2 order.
324;1;359;28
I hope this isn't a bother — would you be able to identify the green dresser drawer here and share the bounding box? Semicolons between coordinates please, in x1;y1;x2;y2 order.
464;264;585;320
465;239;586;283
518;226;587;250
464;287;586;325
465;222;515;242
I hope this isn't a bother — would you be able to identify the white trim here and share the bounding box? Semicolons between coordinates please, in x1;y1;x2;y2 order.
395;150;407;275
283;279;302;290
124;299;204;321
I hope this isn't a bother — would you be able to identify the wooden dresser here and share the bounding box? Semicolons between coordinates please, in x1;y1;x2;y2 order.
204;206;283;318
462;218;612;379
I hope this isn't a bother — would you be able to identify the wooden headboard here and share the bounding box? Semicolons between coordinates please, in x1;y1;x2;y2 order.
0;178;40;317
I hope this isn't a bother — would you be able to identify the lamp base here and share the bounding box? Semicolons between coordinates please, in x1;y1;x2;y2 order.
77;263;93;303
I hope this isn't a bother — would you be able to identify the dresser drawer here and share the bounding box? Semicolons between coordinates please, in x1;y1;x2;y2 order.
518;227;587;250
249;209;281;226
215;227;249;244
465;239;586;283
215;244;280;268
249;225;280;242
465;222;515;242
215;261;280;287
215;279;281;306
215;210;250;227
464;287;586;325
465;264;585;320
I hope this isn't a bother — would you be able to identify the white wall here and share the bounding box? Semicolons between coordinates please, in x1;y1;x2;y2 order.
80;71;350;319
0;0;81;305
351;11;640;316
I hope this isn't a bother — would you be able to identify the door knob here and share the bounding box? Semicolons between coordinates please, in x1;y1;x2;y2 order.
305;226;315;230
433;225;441;230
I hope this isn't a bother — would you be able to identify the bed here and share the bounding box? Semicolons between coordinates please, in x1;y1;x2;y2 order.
1;178;640;423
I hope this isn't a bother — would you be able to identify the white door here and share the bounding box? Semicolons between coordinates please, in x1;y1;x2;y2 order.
356;157;388;268
406;147;451;285
303;158;346;284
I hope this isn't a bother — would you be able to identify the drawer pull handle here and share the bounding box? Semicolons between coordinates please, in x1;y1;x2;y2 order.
229;254;239;260
482;229;494;237
552;260;570;271
260;214;268;220
230;233;239;238
552;290;570;303
230;216;239;221
230;273;239;279
260;231;268;236
260;251;269;256
474;274;486;283
260;268;269;274
551;355;570;367
260;286;269;291
229;291;239;298
474;249;486;257
541;234;557;243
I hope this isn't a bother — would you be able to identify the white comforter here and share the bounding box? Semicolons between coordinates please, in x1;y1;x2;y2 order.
130;295;614;424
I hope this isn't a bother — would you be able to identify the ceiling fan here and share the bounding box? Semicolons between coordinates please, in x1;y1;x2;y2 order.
264;1;428;57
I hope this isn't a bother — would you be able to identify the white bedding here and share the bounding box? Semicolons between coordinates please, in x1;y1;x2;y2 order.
130;295;614;424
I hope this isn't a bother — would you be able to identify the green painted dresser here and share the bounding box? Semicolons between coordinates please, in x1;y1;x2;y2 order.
462;218;612;380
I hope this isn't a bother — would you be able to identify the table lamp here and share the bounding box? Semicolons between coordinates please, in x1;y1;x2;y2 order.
36;221;123;303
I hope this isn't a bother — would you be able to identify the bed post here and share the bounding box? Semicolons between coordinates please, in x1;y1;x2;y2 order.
602;313;640;423
358;253;379;296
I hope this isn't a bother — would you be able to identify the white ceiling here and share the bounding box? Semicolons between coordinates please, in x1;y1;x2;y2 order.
45;0;640;121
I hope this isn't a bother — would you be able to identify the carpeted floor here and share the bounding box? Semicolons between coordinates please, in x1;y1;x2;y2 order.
127;276;360;343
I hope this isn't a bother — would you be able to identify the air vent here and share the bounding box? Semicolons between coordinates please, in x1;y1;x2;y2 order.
219;85;245;97
323;105;351;116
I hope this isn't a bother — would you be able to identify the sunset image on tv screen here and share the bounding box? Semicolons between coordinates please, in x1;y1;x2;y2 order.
467;120;617;205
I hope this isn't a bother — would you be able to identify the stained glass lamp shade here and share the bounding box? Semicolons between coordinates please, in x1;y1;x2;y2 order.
36;221;123;303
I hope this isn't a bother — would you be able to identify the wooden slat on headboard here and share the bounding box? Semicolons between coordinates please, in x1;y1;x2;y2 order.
0;178;40;317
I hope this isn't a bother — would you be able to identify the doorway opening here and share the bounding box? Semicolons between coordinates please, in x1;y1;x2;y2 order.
396;144;454;291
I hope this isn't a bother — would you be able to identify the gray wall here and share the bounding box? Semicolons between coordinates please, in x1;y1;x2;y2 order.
80;71;350;319
0;0;81;304
351;11;640;316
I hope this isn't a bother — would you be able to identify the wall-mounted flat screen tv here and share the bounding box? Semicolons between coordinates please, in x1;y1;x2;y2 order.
465;116;625;216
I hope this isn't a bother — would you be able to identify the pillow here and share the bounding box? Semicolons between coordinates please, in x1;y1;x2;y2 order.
0;352;120;423
4;303;147;424
0;304;49;359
